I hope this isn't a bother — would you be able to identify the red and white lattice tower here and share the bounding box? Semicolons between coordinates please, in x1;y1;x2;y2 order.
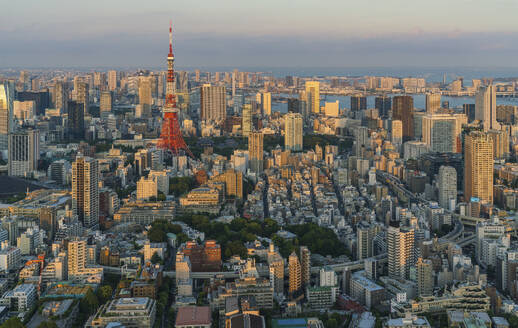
158;22;193;157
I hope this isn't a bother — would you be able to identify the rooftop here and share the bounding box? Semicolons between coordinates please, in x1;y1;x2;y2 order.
176;306;211;326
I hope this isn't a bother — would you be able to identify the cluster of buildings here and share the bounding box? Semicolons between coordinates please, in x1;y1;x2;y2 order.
2;32;518;328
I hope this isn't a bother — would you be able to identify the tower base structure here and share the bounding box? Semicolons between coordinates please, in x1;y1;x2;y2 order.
158;111;193;158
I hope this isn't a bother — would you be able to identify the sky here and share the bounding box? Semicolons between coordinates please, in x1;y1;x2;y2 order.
1;0;518;69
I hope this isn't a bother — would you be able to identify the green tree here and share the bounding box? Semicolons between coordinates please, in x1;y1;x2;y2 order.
157;192;166;201
97;285;113;305
37;321;58;328
80;288;99;315
0;317;25;328
151;251;162;264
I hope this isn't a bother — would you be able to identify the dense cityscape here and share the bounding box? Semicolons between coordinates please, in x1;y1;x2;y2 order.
2;11;518;328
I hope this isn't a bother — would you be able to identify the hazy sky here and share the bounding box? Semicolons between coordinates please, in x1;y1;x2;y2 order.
1;0;518;68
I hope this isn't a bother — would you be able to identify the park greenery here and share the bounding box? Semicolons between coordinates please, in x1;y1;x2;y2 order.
183;134;353;160
169;176;197;197
147;220;190;245
150;214;348;259
71;278;117;328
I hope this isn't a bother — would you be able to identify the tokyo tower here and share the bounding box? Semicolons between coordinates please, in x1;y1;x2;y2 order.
158;22;193;157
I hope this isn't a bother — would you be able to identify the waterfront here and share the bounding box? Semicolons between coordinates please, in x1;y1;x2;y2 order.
272;93;518;113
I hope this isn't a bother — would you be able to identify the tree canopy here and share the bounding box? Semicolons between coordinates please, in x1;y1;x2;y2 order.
0;317;25;328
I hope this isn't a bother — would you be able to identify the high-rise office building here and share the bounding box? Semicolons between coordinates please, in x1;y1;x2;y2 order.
67;101;84;140
305;81;320;114
138;76;152;110
100;91;112;113
475;85;498;131
284;113;303;151
354;126;369;157
464;131;493;204
375;95;391;118
19;71;30;91
463;103;476;123
300;246;311;287
8;129;39;177
425;93;441;114
288;252;301;298
200;84;226;122
242;104;252;137
357;221;376;260
108;70;117;91
75;81;89;115
248;132;263;173
54;81;68;113
72;156;99;228
417;257;434;297
487;129;509;159
421;114;457;152
0;82;14;150
391;120;403;146
387;222;415;280
392;95;414;141
262;92;271;116
351;95;367;111
438;166;457;210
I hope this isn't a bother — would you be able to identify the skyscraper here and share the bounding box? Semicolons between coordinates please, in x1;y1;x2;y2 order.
392;95;414;141
100;91;112;113
108;70;117;91
425;93;441;114
305;81;320;114
75;81;89;115
464;131;493;204
300;246;311;287
8;129;39;177
487;129;509;159
72;156;99;228
463;103;476;123
351;95;367;111
387;222;415;280
0;82;14;150
375;95;391;118
200;84;226;122
262;92;271;116
248;132;264;173
242;104;252;137
138;76;153;110
438;166;457;210
67;101;84;140
54;81;68;113
391;120;403;146
417;257;434;297
284;113;303;151
475;85;498;131
288;252;301;298
421;113;457;152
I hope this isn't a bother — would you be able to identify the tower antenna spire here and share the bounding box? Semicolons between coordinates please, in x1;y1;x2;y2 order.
169;20;173;56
